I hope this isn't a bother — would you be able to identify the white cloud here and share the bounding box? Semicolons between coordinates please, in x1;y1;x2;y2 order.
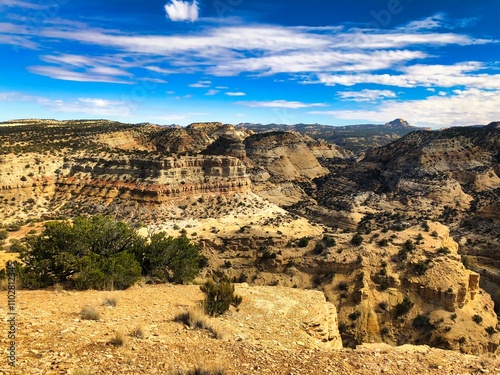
209;50;426;76
189;80;211;88
1;15;493;83
314;62;500;89
1;12;499;101
164;0;199;22
402;14;446;31
337;89;397;102
205;89;220;95
226;92;246;96
27;65;132;84
310;89;500;127
0;0;45;10
139;77;168;84
238;100;327;109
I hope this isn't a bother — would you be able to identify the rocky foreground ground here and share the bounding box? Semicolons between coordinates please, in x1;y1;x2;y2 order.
0;284;498;374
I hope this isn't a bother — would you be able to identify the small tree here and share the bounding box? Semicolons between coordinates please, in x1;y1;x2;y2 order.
297;237;309;248
323;235;336;247
351;233;364;246
19;215;145;290
201;276;242;317
394;296;414;318
137;233;203;284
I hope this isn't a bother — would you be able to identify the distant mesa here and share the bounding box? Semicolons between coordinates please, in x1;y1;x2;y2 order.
384;118;412;128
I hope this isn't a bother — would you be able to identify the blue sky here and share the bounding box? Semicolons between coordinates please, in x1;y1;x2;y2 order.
0;0;499;127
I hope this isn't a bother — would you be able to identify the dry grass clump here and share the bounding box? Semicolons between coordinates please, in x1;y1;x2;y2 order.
129;325;145;339
108;330;125;347
80;306;100;321
102;297;118;307
174;307;222;339
168;364;225;375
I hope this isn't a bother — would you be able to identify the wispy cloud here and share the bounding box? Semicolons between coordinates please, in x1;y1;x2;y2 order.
189;80;211;88
315;62;500;89
226;92;246;96
2;14;495;84
238;100;327;109
338;89;397;102
0;0;46;10
205;89;220;95
402;14;447;31
310;89;500;127
164;0;199;22
27;65;132;84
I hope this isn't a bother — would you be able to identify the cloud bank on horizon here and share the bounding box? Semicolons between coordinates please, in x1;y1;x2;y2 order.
0;0;499;127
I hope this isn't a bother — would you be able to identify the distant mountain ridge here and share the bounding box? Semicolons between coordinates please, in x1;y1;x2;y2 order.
236;119;430;154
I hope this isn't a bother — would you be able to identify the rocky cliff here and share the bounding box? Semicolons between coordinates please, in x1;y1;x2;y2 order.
312;123;500;315
200;221;499;354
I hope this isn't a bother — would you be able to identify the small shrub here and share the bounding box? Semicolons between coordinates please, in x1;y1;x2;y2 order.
312;243;324;255
485;326;496;336
377;238;389;247
348;310;361;320
437;247;451;256
260;249;276;261
337;281;348;291
201;276;242;317
472;314;483;324
129;326;145;339
398;240;416;259
103;297;117;307
109;331;124;347
323;235;336;247
412;261;430;275
422;221;430;232
394;296;413;318
80;306;100;321
297;237;309;248
458;336;466;344
351;233;364;246
412;315;434;331
431;231;438;238
450;313;457;321
174;308;222;338
168;366;225;375
378;276;390;291
0;230;8;240
234;273;248;283
461;255;470;269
